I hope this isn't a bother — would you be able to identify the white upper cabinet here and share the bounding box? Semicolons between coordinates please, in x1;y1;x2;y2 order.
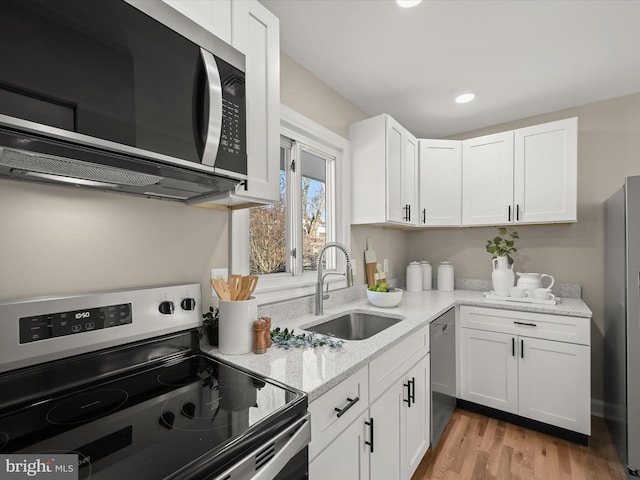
514;117;577;223
352;115;577;228
418;139;462;226
462;132;515;226
227;0;280;205
462;117;577;226
350;114;418;226
161;0;232;43
165;0;280;207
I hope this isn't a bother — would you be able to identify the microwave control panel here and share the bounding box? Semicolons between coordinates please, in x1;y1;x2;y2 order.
19;303;132;344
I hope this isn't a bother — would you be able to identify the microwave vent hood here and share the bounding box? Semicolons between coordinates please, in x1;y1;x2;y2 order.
0;140;240;202
0;0;247;203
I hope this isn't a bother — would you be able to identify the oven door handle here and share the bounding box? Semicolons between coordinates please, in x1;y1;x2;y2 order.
211;412;311;480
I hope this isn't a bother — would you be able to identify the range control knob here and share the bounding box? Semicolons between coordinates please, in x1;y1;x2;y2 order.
181;298;196;311
159;411;175;429
158;301;175;315
181;402;196;419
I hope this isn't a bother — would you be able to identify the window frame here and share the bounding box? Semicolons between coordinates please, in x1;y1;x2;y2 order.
230;105;351;305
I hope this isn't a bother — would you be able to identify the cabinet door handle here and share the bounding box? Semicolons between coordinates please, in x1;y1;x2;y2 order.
404;381;411;407
365;418;374;453
334;396;360;418
410;377;416;405
407;204;411;222
512;337;515;357
521;339;524;359
517;204;521;221
422;208;426;224
508;205;511;222
513;321;537;327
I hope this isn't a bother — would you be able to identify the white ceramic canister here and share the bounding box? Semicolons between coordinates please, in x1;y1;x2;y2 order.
406;261;422;291
437;261;454;292
218;296;257;355
419;260;432;290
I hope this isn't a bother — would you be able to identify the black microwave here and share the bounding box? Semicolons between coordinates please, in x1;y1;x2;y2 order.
0;0;247;201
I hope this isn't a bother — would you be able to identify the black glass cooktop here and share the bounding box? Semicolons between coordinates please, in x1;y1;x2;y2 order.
0;333;306;479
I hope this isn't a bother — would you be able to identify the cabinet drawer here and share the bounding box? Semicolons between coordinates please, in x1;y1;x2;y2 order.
308;365;369;461
460;306;589;345
369;325;429;401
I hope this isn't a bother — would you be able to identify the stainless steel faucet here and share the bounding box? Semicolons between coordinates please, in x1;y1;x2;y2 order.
315;242;354;315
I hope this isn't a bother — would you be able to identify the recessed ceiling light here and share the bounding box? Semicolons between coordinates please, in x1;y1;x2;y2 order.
396;0;422;8
455;93;476;104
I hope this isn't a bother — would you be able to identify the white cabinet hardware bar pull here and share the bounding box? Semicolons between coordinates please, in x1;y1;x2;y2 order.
403;381;411;407
334;396;359;418
365;418;374;453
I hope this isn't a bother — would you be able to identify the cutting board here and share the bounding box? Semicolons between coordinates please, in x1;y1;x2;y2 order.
365;238;377;287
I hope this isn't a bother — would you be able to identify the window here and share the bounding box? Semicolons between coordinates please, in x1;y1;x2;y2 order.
249;136;336;276
230;106;350;304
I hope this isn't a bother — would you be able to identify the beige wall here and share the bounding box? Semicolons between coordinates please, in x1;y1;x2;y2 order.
406;92;640;407
0;179;229;308
280;52;368;139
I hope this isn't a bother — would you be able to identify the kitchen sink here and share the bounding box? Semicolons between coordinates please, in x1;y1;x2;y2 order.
303;311;404;341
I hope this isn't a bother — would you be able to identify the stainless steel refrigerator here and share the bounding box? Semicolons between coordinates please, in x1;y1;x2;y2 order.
605;175;640;477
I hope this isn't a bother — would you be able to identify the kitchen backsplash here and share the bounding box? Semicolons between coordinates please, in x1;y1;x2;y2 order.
257;277;582;321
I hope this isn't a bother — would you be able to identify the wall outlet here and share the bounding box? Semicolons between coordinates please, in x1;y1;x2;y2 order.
383;258;389;273
350;258;357;276
211;268;228;297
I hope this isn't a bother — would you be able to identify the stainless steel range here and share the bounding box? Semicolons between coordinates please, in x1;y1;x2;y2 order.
0;284;309;479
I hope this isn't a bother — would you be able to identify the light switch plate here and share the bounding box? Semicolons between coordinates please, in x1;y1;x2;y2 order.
383;258;389;273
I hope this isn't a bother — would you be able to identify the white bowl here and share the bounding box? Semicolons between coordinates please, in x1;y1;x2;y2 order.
366;288;403;308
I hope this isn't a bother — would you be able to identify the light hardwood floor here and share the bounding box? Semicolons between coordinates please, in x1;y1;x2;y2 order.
411;409;627;480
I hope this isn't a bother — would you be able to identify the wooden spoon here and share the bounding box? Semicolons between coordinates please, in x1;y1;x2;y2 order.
236;275;259;301
245;275;258;299
230;274;242;301
211;279;231;301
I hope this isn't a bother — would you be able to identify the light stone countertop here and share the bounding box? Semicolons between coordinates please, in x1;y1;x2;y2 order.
202;289;592;403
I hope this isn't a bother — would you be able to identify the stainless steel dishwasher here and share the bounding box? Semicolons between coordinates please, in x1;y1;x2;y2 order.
430;307;456;447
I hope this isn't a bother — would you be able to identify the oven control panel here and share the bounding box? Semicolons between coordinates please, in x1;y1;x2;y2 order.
19;303;132;344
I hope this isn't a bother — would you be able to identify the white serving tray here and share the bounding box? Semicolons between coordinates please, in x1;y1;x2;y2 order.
483;291;558;305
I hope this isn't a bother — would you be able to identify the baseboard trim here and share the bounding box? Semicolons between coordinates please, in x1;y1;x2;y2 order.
591;398;604;418
457;399;589;446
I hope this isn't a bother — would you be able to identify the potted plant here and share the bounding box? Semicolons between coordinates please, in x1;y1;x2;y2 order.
486;228;519;296
485;227;519;264
199;306;219;346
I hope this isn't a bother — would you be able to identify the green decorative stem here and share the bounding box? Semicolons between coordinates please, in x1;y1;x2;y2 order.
270;327;343;349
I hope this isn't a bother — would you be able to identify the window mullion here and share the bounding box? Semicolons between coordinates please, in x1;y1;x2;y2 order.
290;140;303;276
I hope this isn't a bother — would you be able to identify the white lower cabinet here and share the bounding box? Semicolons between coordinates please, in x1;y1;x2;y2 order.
369;354;430;480
370;377;402;480
309;410;371;480
403;354;430;477
459;306;591;435
309;326;430;480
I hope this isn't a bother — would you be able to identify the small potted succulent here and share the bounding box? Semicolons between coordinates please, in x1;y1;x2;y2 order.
199;306;219;346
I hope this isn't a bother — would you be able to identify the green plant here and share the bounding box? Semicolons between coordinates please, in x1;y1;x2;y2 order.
486;227;519;264
198;306;219;340
270;327;343;348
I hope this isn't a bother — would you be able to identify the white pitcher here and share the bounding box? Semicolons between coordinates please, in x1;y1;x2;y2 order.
492;256;515;297
516;272;555;297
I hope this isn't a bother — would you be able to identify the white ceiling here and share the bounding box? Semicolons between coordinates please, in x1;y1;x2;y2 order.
260;0;640;138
